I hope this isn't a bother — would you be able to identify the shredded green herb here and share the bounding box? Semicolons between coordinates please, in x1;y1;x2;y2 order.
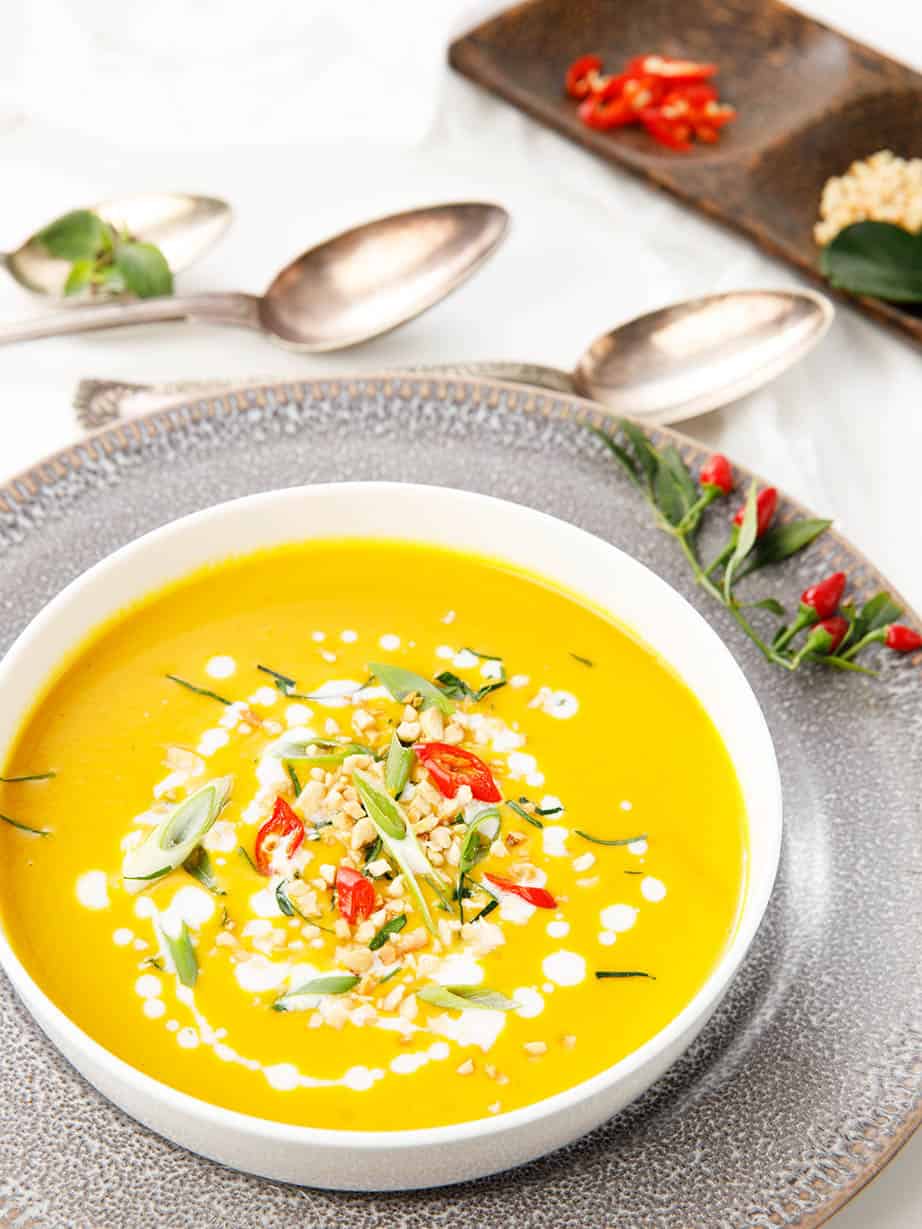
472;897;499;922
525;796;564;817
569;653;594;667
0;771;56;783
369;913;407;951
165;674;231;705
238;845;258;872
275;881;298;917
0;812;51;836
595;970;656;980
183;846;226;895
378;965;402;985
435;670;507;704
461;647;503;661
142;956;164;971
575;830;647;847
505;799;543;829
286;762;303;796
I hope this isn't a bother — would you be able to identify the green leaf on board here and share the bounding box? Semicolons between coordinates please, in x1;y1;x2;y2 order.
37;209;108;260
735;518;832;580
724;482;759;599
113;241;174;298
820;221;922;303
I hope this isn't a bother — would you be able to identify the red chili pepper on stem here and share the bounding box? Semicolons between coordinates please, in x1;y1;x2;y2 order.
801;572;846;621
800;615;849;658
885;625;922;653
734;487;777;538
699;453;734;495
335;865;376;924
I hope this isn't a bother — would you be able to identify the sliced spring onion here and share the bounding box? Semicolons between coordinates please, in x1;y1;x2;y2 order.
121;776;233;894
459;806;501;876
505;799;543;829
183;846;226;895
369;913;406;951
575;830;647;847
417;984;518;1012
272;739;374;766
165;674;230;705
384;732;414;797
160;922;198;988
0;811;51;836
368;662;454;715
353;770;445;935
595;970;656;980
272;973;359;1011
238;844;258;872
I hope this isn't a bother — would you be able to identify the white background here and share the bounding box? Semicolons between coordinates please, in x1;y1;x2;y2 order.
0;1;920;1223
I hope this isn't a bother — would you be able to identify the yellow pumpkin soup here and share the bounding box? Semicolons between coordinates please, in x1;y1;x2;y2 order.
0;540;746;1130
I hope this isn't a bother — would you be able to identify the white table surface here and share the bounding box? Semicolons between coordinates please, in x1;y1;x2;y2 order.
1;2;920;1223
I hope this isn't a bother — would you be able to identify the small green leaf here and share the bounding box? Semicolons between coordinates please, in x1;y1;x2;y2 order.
37;210;108;260
575;830;647;847
820;221;922;303
745;597;786;616
619;420;659;489
735;519;832;579
113;241;173;298
724;482;758;599
272;973;359;1010
852;591;903;643
660;445;698;509
369;662;454;715
589;426;642;487
63;259;96;296
653;463;687;527
183;846;225;895
384;732;414;797
417;984;518;1011
369;913;406;951
161;922;198;988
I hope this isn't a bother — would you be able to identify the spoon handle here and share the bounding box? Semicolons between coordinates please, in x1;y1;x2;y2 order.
0;292;261;345
405;361;578;395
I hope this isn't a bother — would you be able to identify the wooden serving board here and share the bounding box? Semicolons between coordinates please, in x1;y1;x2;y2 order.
449;0;922;348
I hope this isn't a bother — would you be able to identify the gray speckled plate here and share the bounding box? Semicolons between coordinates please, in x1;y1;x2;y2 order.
1;376;920;1229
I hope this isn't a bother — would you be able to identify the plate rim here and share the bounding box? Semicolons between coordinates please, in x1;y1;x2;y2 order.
0;372;920;1227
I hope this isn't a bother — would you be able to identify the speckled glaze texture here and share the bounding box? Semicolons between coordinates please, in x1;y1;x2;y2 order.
449;0;922;350
0;377;920;1229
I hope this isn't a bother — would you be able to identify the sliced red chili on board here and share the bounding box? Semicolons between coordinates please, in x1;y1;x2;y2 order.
640;108;693;151
578;76;635;129
485;873;557;910
254;796;305;875
564;53;604;99
335;865;376;924
416;742;502;803
628;54;717;82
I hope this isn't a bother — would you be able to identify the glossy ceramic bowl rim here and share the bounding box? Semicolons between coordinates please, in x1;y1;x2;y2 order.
0;481;782;1157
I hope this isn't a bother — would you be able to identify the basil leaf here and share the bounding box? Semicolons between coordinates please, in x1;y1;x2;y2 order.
369;913;406;951
724;483;758;599
161;923;198;988
735;518;832;580
384;732;414;797
660;445;698;510
820;221;922;303
417;984;518;1012
369;662;454;715
63;259;96;296
653;462;686;527
114;241;174;298
37;209;108;260
272;973;359;1010
745;597;786;616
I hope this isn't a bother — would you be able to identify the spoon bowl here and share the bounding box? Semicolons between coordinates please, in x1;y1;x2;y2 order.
574;289;834;423
3;193;232;297
259;203;509;350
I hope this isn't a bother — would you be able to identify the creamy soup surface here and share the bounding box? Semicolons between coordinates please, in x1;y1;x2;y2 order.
0;540;746;1130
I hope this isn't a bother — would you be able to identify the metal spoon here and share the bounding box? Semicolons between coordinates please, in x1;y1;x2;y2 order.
0;203;509;350
2;193;233;297
417;289;834;425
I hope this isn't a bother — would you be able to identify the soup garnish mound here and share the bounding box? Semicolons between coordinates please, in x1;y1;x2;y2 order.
0;540;746;1130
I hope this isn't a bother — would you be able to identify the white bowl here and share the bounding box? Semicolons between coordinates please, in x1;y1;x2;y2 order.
0;483;782;1191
